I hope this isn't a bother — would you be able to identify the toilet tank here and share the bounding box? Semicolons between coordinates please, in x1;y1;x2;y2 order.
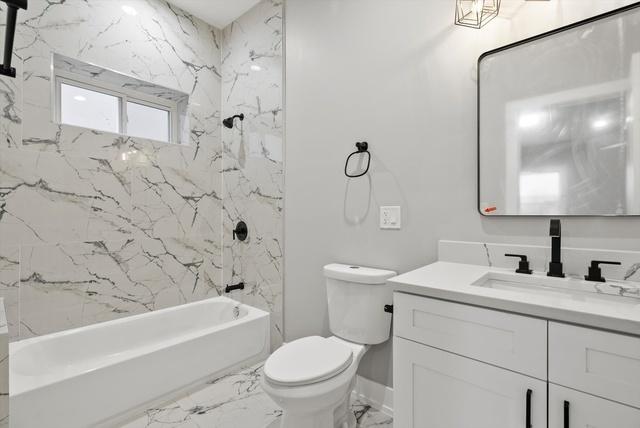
324;264;397;345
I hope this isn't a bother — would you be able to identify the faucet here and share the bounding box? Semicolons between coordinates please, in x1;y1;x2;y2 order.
547;219;565;278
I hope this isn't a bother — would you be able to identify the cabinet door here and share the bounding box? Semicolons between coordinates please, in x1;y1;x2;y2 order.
549;384;640;428
394;336;546;428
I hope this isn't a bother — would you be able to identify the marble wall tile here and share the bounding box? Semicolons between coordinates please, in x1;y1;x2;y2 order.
130;140;221;240
0;0;283;344
221;0;284;350
0;300;7;427
0;68;21;150
19;236;222;338
0;0;226;340
0;147;131;246
0;247;19;340
14;0;222;155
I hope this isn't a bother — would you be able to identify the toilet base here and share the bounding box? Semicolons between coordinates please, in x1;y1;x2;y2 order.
267;392;356;428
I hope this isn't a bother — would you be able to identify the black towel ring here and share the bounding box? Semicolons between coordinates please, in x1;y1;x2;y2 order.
344;141;370;178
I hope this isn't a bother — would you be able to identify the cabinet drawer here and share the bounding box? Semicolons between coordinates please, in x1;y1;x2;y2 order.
393;292;547;379
549;384;640;427
549;322;640;409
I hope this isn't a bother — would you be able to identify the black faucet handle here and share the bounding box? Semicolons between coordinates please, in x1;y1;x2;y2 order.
505;254;533;275
585;260;621;282
590;260;622;268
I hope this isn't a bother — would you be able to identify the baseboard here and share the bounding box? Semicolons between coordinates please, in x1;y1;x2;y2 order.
351;375;393;417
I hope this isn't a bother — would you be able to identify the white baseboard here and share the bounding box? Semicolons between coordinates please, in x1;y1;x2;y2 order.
351;375;393;417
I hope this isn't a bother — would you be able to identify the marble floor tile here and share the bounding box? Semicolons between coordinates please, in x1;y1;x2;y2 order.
121;362;392;428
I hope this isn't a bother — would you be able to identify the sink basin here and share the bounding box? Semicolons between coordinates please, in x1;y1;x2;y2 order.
472;272;640;307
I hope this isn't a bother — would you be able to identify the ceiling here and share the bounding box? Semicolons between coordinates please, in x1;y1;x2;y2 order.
165;0;261;29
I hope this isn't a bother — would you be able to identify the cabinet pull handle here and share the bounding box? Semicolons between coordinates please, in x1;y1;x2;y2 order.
526;389;532;428
564;400;570;428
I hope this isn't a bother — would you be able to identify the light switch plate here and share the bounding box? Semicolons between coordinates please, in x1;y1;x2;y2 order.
380;206;401;229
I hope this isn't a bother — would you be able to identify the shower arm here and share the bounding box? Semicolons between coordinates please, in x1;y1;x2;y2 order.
0;0;27;78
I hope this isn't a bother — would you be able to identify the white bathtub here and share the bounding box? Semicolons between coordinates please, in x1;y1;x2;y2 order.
10;296;270;428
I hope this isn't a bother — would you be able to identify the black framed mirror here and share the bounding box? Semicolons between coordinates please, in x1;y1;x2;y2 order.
478;3;640;216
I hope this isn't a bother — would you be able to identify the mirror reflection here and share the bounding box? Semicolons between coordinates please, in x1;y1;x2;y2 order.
479;5;640;216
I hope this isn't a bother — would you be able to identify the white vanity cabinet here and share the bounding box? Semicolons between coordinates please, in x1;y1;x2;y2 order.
393;292;640;428
393;292;547;428
394;337;547;428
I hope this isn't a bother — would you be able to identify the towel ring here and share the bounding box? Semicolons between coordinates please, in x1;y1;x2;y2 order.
344;142;370;178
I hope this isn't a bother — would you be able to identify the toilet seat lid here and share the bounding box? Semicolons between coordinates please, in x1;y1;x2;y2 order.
264;336;353;386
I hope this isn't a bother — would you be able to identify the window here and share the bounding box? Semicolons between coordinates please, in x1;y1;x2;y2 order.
126;101;170;143
60;83;120;133
53;54;187;144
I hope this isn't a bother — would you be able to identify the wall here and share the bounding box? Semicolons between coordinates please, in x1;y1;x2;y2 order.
221;0;284;349
0;0;223;340
284;0;640;387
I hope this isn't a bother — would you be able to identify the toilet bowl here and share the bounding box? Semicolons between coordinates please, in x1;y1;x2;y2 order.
261;264;396;428
262;336;368;428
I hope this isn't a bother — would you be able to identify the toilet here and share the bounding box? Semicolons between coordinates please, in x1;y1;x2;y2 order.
261;263;396;428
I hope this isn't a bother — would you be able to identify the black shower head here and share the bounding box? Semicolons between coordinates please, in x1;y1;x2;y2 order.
223;113;244;129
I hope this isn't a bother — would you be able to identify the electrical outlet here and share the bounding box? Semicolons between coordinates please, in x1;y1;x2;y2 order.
380;206;401;229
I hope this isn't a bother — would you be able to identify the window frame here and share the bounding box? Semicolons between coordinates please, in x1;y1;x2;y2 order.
54;70;179;144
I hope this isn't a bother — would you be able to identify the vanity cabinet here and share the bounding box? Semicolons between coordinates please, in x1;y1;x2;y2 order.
393;292;640;428
394;337;547;428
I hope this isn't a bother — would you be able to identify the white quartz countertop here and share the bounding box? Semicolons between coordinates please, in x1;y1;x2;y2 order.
389;261;640;336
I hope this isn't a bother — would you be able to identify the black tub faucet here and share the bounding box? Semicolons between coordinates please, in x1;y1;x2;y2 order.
547;219;565;278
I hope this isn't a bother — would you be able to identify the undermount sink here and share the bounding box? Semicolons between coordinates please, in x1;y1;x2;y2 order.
472;272;640;307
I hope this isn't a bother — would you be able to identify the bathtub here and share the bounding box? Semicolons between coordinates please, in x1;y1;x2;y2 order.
10;296;270;428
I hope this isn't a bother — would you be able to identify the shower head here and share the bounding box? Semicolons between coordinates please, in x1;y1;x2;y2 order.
223;113;244;129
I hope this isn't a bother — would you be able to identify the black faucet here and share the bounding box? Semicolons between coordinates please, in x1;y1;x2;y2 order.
584;260;621;282
505;254;532;274
547;219;565;278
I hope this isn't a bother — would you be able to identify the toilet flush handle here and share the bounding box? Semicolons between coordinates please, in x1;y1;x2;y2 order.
384;305;393;314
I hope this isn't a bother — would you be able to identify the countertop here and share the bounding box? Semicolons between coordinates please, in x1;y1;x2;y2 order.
389;261;640;336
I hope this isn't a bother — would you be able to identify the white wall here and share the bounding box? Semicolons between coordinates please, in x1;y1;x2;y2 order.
284;0;640;387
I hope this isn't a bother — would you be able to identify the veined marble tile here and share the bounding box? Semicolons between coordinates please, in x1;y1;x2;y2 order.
130;140;222;240
0;147;130;246
16;0;222;155
0;299;8;428
221;0;284;351
439;240;640;288
120;362;393;428
0;0;227;339
0;246;19;340
19;237;222;338
0;63;22;150
221;0;283;137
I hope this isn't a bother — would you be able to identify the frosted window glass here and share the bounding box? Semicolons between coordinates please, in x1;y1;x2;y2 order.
126;102;170;142
60;83;120;133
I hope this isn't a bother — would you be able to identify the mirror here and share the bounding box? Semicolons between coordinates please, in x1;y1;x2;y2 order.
479;4;640;216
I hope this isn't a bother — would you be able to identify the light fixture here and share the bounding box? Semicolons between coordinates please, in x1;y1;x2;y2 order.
592;118;610;130
455;0;501;29
250;64;261;71
518;112;544;129
121;5;138;16
73;95;86;102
